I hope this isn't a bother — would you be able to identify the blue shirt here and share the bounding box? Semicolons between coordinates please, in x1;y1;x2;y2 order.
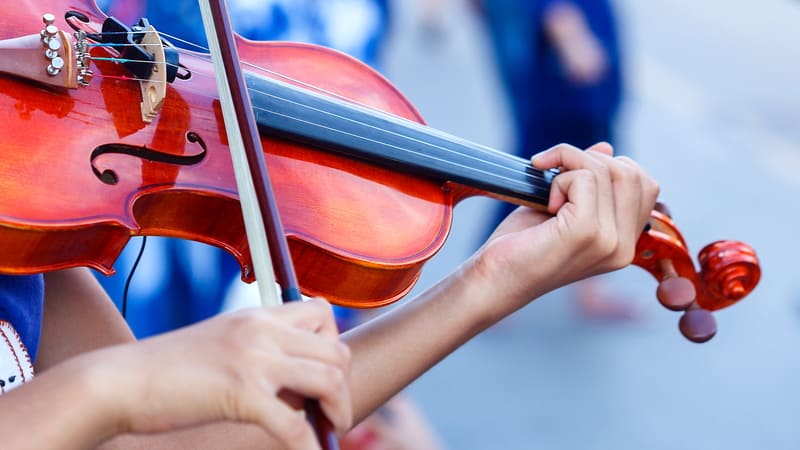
0;275;44;362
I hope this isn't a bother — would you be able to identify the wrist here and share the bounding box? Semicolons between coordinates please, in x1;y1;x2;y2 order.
452;251;546;330
459;243;552;327
71;346;136;439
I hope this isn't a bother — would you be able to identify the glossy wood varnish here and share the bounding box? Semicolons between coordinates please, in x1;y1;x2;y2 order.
0;0;451;307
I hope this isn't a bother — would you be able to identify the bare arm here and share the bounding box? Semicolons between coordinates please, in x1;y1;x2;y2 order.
344;143;658;422
36;268;134;370
4;268;351;450
0;269;138;449
34;269;276;448
2;143;656;448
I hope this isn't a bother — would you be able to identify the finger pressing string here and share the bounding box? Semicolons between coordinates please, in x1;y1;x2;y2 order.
584;141;614;156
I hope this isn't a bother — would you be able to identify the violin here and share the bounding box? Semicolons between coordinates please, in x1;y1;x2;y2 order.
0;1;759;343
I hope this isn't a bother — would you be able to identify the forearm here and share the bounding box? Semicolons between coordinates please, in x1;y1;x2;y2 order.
1;355;118;449
98;422;277;450
8;347;276;450
33;269;293;449
343;255;539;424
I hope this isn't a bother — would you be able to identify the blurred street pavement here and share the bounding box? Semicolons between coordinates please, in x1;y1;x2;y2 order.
380;1;800;449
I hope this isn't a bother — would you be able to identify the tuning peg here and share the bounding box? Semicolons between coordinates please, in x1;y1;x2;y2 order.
653;201;672;218
655;259;695;311
678;307;717;343
634;203;760;343
657;277;695;311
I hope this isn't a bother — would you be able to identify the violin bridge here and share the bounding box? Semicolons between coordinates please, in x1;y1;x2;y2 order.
137;25;167;123
0;14;78;89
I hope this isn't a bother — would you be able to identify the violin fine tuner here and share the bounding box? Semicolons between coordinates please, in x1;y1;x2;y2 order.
0;10;177;100
74;30;92;86
0;12;79;88
76;15;186;121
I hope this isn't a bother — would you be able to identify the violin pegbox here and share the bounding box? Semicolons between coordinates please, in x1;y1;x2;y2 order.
632;203;761;343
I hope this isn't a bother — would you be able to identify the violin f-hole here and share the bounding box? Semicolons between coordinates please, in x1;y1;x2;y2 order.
90;132;207;185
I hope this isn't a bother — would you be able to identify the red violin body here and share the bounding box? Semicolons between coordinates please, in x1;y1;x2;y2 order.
0;1;760;341
0;0;462;307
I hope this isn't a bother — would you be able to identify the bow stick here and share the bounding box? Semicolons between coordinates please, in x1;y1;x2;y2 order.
197;0;339;448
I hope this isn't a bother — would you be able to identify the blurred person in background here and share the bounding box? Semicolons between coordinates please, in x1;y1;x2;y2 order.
424;0;632;319
95;1;445;448
104;0;391;67
96;0;392;336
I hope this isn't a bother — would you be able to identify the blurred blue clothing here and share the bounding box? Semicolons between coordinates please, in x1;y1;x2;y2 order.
534;0;622;121
95;0;391;337
97;238;240;338
478;0;623;229
228;0;391;68
479;0;622;150
0;275;44;361
100;0;390;67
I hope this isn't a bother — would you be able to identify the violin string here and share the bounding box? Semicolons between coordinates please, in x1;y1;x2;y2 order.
86;49;186;75
87;42;128;47
247;96;554;193
83;74;545;191
86;29;209;53
244;85;551;188
90;35;388;111
254;103;551;196
162;42;541;175
85;70;549;191
84;32;531;178
150;28;373;101
77;28;548;187
94;30;222;51
90;55;170;66
83;79;542;191
155;31;212;53
241;78;545;183
89;30;504;156
235;72;550;184
84;35;550;189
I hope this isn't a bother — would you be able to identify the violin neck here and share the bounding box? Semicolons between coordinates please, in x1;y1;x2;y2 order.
247;73;554;208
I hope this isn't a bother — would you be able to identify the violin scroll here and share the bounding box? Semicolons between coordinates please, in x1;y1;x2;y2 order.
633;203;760;343
697;240;760;309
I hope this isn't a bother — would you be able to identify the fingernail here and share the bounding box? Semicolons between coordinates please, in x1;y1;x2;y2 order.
531;154;546;166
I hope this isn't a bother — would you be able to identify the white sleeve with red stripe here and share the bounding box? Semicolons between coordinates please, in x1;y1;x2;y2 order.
0;320;34;395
